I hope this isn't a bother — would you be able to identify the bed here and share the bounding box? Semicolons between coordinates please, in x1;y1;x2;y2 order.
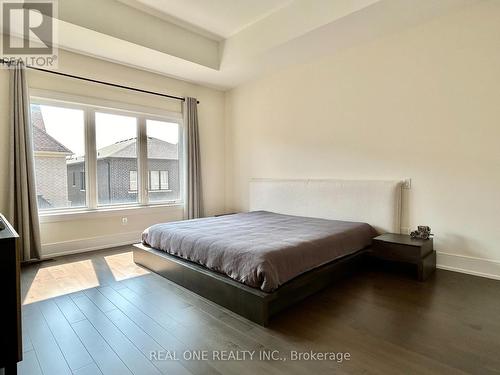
134;179;403;325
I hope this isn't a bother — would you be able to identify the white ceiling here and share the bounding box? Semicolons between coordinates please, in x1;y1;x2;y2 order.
47;0;478;90
124;0;292;39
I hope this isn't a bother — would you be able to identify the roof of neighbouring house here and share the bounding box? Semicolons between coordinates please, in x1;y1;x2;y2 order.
98;137;178;159
67;137;178;164
31;104;46;131
31;105;73;154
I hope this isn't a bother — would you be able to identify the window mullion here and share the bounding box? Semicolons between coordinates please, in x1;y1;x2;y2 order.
85;108;98;209
138;117;148;205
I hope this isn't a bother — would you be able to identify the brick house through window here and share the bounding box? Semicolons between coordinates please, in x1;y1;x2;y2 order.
67;137;179;206
31;105;73;209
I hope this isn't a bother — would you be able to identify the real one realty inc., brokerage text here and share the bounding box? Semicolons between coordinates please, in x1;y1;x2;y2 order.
150;350;351;362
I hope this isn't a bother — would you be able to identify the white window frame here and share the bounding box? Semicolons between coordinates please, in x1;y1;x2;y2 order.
147;170;170;192
149;170;160;191
129;170;138;192
79;171;86;191
160;170;169;190
30;90;184;219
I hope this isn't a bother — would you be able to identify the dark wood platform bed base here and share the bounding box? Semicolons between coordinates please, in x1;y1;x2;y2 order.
133;243;370;326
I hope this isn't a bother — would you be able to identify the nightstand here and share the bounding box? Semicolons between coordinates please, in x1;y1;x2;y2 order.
371;233;436;281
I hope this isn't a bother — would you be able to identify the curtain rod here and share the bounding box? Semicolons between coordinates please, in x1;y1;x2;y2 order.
0;59;199;104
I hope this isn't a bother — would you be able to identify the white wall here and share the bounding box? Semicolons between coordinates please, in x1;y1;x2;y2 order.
0;49;226;257
225;1;500;279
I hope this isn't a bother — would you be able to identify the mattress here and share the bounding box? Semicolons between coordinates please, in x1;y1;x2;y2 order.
142;211;376;292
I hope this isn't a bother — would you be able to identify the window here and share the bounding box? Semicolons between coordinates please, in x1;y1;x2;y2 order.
160;170;169;190
129;171;137;191
80;172;85;191
31;97;183;212
30;104;86;210
148;170;169;191
96;112;138;206
147;120;179;203
150;170;160;190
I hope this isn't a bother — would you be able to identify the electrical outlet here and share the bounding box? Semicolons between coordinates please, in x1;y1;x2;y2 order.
121;217;128;225
403;178;412;189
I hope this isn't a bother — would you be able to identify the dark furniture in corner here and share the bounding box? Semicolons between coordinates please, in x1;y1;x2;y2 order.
0;214;21;375
134;243;369;325
371;233;436;281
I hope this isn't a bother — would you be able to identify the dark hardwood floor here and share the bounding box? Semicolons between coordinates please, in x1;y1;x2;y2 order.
18;246;500;375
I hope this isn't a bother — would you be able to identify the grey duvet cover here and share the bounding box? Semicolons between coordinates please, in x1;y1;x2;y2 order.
142;211;376;292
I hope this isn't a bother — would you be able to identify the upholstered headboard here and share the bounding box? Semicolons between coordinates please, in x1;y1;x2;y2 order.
249;179;403;234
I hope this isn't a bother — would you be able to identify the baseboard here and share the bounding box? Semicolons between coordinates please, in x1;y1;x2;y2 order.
41;231;143;258
437;252;500;281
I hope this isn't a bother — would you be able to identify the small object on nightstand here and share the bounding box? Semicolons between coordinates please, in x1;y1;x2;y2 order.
410;225;433;240
371;233;436;281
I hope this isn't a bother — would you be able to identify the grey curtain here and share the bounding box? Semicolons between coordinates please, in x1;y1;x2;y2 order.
9;61;42;261
183;97;203;219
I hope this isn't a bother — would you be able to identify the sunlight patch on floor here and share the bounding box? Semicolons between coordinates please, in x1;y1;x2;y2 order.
22;251;150;304
23;259;100;304
104;251;150;281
